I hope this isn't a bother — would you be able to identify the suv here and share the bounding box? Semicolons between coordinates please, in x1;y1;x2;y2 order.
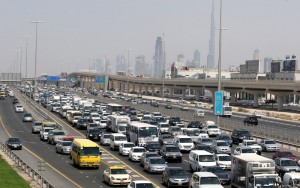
243;116;258;126
231;129;252;144
160;145;182;163
169;116;181;126
162;167;189;187
275;158;300;178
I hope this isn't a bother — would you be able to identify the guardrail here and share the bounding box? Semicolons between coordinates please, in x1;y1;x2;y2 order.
0;142;54;188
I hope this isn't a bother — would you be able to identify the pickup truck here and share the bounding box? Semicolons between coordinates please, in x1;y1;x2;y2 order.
239;139;262;155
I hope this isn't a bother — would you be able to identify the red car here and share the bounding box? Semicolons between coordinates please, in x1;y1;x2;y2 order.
272;151;297;162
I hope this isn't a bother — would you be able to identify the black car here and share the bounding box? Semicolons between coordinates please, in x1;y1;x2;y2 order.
77;118;89;129
12;98;19;104
86;128;102;140
145;141;161;152
200;166;231;185
243;116;258;126
193;143;214;153
187;121;203;129
160;145;182;162
6;137;22;150
231;129;252;144
151;102;159;107
169;116;181;126
162;167;189;187
165;105;172;109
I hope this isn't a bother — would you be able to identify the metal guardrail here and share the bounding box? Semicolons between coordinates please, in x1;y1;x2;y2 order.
0;142;54;188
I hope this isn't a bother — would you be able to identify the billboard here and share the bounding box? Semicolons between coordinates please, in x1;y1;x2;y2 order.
47;76;60;81
95;76;106;83
283;60;297;72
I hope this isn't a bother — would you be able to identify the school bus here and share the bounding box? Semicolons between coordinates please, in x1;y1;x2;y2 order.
70;138;101;168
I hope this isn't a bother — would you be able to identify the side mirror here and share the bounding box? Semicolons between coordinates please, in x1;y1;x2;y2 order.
249;176;254;183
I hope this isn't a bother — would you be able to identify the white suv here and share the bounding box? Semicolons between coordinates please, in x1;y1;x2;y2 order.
173;135;194;152
15;104;24;113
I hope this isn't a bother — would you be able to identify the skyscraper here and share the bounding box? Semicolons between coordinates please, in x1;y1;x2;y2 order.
153;36;165;78
135;55;145;76
207;0;215;69
116;55;127;73
264;57;273;73
193;49;201;68
253;49;260;60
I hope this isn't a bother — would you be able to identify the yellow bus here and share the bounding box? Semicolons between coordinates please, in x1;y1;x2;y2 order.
71;138;101;168
68;111;82;125
42;121;56;129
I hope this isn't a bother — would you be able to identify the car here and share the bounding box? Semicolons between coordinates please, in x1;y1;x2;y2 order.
231;129;253;144
127;180;155;188
86;123;98;132
119;142;135;156
55;139;73;154
215;154;232;170
243;116;258;126
158;123;170;134
200;166;231;185
233;146;256;155
213;140;231;155
159;134;173;145
165;105;172;109
275;158;300;178
272;151;298;162
173;135;194;152
86;128;102;141
215;134;232;147
12;98;19;104
144;141;161;153
252;111;262;118
15;104;24;112
100;133;111;146
195;137;213;146
103;166;132;186
40;127;55;141
5;137;22;150
169;116;181;126
162;167;189;187
180;106;189;111
239;139;262;155
129;147;146;161
169;126;183;136
48;129;66;145
194;143;214;154
76;118;89;130
160;145;182;162
144;156;168;173
184;128;209;142
151;102;159;107
32;121;43;133
140;152;161;167
189;172;223;188
187;121;203;129
203;125;221;137
259;139;279;152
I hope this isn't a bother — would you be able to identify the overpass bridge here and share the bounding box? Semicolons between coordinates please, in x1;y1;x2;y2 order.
65;72;300;111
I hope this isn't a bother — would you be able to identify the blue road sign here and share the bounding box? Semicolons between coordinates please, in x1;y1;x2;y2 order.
95;76;106;83
214;91;224;115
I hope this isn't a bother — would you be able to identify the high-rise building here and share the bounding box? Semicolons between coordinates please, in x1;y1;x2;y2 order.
116;55;127;73
193;49;201;68
153;36;165;78
253;49;260;60
135;55;145;76
104;58;110;74
264;57;273;73
207;0;215;69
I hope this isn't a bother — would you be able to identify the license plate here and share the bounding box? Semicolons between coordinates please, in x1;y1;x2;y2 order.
173;156;176;158
94;137;98;139
178;182;182;186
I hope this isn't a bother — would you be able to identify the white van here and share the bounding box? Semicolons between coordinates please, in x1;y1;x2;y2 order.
110;133;127;150
189;150;217;172
282;172;300;188
190;172;224;188
194;109;205;117
173;135;194;152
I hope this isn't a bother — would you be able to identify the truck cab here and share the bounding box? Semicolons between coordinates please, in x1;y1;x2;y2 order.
282;172;300;188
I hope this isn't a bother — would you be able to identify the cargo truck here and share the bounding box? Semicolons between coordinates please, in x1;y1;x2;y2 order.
109;115;130;134
231;155;281;188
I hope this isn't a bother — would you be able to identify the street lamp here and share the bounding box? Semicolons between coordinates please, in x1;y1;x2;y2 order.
17;45;24;81
23;36;31;79
31;20;43;103
126;48;132;96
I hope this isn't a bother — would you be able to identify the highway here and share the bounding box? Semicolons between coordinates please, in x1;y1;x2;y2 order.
1;87;299;188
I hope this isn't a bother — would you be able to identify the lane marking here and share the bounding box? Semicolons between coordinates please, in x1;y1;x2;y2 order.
0;117;82;188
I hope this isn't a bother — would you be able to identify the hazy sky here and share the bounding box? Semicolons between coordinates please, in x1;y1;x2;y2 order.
1;0;300;77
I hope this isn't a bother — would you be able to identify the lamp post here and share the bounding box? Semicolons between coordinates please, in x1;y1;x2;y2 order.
23;36;31;79
31;20;43;104
17;45;23;81
126;48;132;96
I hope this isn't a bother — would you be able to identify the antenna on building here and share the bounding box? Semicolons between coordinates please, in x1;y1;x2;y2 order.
286;55;290;60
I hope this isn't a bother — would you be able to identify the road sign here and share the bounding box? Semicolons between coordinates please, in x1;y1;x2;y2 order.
214;91;224;115
95;76;106;83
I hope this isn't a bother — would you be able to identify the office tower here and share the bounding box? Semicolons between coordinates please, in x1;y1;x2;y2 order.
264;57;273;73
153;36;165;78
135;55;145;76
104;58;110;74
207;0;215;69
193;49;201;68
116;55;127;73
253;49;260;60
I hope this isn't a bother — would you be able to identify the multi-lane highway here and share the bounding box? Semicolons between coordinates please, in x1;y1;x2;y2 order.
0;87;299;188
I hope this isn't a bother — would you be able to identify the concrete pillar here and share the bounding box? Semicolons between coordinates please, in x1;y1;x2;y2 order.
138;84;142;95
120;82;125;92
196;90;201;101
253;93;259;108
182;88;186;99
132;84;136;93
276;95;284;111
151;86;155;96
145;85;148;95
159;87;164;97
169;87;174;97
230;92;236;103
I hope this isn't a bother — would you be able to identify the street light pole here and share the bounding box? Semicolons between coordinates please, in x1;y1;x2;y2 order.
31;20;43;103
17;45;23;80
127;48;130;96
23;36;31;79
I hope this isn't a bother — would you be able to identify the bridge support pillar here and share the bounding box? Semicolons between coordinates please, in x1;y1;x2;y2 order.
144;85;149;95
132;84;136;93
253;94;259;107
138;84;142;95
159;87;164;97
169;87;174;97
151;86;155;96
182;88;186;99
196;90;201;101
230;93;236;103
277;95;284;111
120;82;125;92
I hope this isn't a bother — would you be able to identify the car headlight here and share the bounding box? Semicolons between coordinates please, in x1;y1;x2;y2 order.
90;134;93;136
169;178;176;182
111;176;115;180
166;153;170;156
282;168;289;172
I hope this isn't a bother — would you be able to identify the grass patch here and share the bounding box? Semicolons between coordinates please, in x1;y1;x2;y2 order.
0;156;31;188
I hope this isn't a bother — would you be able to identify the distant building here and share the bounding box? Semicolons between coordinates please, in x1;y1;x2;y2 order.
207;0;215;69
153;36;165;78
193;49;201;68
263;57;273;73
253;49;260;60
135;55;145;76
116;55;127;73
271;60;282;73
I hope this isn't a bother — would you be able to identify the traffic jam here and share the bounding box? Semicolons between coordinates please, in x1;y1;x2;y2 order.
2;84;300;188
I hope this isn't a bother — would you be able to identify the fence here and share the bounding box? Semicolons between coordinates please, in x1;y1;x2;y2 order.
0;142;54;188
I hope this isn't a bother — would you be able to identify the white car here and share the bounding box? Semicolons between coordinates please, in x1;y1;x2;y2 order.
100;133;111;146
99;120;107;128
239;140;262;155
15;104;24;112
128;180;155;188
204;125;221;136
129;147;146;161
234;146;257;155
173;135;194;152
119;142;135;156
215;154;232;170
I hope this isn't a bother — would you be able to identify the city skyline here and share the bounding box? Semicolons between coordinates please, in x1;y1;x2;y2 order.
1;0;300;77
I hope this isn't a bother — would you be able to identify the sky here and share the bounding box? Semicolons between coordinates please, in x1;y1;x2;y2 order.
1;0;300;77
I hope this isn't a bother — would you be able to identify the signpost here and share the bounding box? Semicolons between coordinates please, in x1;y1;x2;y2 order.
214;91;224;116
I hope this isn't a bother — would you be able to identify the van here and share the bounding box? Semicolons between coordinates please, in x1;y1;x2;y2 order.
282;172;300;187
174;135;194;152
110;133;128;150
190;172;223;188
70;138;101;168
189;150;217;172
194;109;205;117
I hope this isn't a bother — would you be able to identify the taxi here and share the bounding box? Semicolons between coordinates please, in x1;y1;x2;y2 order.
103;166;132;186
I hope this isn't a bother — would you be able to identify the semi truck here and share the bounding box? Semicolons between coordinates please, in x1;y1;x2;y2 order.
231;155;281;188
109;115;130;134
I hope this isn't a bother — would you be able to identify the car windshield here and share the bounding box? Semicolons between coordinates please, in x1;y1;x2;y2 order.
166;147;180;152
44;129;52;132
133;148;146;153
162;135;172;139
242;148;255;153
89;124;98;127
54;131;65;135
281;160;296;166
200;177;220;184
8;138;20;143
34;122;42;126
208;125;218;129
179;138;192;143
138;127;158;138
279;152;293;157
103;134;110;138
118;126;127;131
171;127;181;132
205;167;225;173
146;153;159;158
186;130;200;136
217;142;228;146
90;129;101;134
264;140;276;144
80;147;99;156
202;138;212;143
136;183;155;188
111;169;127;174
247;141;257;145
124;143;135;148
100;120;107;123
24;114;32;117
150;158;165;164
148;142;161;148
172;117;181;122
217;135;230;140
169;169;185;176
79;119;88;123
198;155;215;162
62;141;72;146
218;156;232;161
160;124;169;128
115;136;127;141
239;130;251;135
255;176;278;186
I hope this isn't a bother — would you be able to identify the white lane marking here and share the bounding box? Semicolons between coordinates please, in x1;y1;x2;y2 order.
132;175;140;178
101;157;115;160
107;161;120;164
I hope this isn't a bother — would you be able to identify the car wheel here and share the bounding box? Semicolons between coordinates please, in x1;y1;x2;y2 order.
167;181;171;188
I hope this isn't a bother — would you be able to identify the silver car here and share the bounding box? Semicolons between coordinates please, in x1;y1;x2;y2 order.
140;152;161;167
32;121;42;133
23;113;33;122
213;140;231;154
100;133;111;145
259;139;279;152
55;140;72;154
144;157;168;173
